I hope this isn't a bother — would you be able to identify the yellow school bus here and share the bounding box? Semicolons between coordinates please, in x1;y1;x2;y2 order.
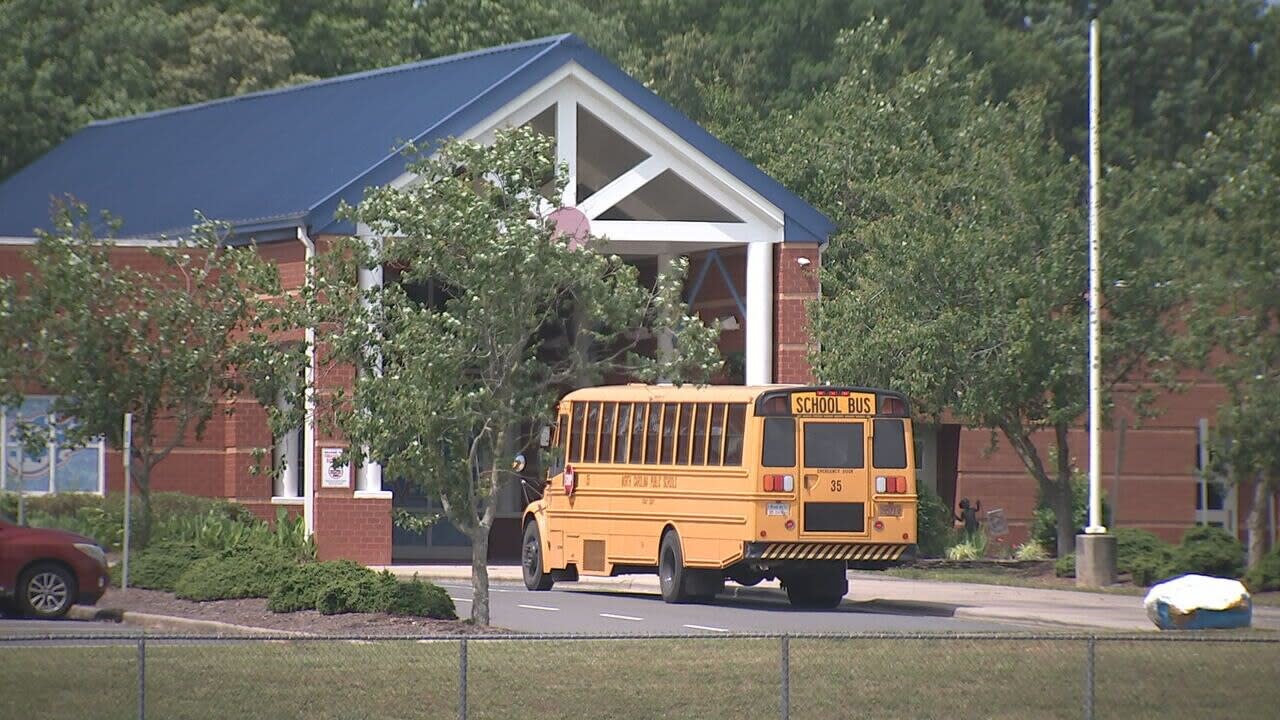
520;384;918;608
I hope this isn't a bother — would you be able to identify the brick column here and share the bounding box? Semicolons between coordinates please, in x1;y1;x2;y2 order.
773;244;820;383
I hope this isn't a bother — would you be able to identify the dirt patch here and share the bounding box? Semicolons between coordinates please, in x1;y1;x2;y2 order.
92;588;503;636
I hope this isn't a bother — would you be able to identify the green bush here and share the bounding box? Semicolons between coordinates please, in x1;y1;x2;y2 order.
0;491;258;551
268;561;457;618
384;578;457;619
1055;553;1076;578
944;532;987;560
1014;540;1049;561
173;545;297;601
1114;528;1178;587
915;483;955;558
128;541;213;591
1243;548;1280;592
1031;479;1109;556
268;560;382;613
1174;525;1244;579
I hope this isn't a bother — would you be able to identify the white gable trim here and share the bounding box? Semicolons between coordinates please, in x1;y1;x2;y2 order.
389;62;785;236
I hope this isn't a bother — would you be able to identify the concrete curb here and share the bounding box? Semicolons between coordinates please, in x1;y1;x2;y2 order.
69;605;312;636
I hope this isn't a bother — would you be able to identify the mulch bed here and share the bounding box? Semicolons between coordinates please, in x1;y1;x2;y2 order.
90;587;503;636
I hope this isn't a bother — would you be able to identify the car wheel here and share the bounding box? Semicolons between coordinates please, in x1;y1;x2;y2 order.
659;531;690;604
522;522;555;591
18;563;77;619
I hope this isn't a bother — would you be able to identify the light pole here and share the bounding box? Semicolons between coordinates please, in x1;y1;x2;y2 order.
1077;3;1117;588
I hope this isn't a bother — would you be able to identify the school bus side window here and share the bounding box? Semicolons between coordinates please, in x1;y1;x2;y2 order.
762;417;796;467
600;402;617;463
569;403;585;463
630;403;648;464
584;402;601;462
691;403;709;465
659;403;678;464
724;403;746;465
707;403;726;465
676;403;693;465
645;402;661;464
613;403;631;463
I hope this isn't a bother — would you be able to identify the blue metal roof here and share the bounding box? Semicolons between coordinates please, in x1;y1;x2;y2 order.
0;34;834;243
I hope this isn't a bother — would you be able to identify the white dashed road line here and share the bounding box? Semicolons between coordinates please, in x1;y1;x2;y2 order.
599;613;643;621
683;624;728;633
451;597;472;603
517;604;560;612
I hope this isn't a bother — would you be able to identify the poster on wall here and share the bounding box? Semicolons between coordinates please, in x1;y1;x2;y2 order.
321;448;350;488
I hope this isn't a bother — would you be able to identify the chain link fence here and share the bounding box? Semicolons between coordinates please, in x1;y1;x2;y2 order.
2;632;1277;720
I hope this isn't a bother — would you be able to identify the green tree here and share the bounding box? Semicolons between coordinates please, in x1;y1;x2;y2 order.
2;205;292;546
317;128;720;624
776;29;1176;554
1184;103;1280;568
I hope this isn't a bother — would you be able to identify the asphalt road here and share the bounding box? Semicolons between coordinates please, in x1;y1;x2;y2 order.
438;581;1030;634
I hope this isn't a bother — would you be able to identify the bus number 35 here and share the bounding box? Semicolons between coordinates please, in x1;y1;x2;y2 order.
830;479;842;492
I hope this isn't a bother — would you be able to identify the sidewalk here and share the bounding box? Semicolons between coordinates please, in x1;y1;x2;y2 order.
375;564;1280;632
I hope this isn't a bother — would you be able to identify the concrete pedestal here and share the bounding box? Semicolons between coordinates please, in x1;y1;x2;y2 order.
1075;533;1117;588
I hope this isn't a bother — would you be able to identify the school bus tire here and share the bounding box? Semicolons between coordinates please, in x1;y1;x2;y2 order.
522;521;554;591
658;531;691;604
784;562;847;609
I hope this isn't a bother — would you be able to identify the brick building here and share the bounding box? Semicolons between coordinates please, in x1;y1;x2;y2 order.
2;35;1271;561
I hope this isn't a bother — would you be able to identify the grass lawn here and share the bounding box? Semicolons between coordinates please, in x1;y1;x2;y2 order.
2;636;1277;719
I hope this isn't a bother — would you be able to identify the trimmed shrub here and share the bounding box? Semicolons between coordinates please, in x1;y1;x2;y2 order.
1174;525;1245;579
915;483;955;558
1114;528;1178;587
268;560;382;613
384;578;457;619
173;545;297;601
1055;553;1076;578
129;541;213;591
1243;549;1280;592
268;562;458;618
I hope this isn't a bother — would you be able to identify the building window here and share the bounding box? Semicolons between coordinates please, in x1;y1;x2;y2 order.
2;397;104;495
272;386;303;499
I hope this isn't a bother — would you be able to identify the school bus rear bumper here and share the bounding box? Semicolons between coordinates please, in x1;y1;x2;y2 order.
743;541;915;565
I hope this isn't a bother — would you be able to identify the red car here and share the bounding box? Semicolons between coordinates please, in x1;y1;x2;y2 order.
0;513;110;618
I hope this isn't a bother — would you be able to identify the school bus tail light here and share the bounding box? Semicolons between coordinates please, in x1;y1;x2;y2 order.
875;475;907;493
763;474;794;493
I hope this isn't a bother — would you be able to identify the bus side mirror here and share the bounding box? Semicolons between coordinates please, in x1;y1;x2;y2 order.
538;425;551;448
512;453;527;473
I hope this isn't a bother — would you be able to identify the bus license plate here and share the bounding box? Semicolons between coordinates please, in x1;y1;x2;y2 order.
766;502;790;516
877;502;903;518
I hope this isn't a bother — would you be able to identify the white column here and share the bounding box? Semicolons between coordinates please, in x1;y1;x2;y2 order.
298;227;316;536
356;231;385;496
556;101;577;208
745;241;773;385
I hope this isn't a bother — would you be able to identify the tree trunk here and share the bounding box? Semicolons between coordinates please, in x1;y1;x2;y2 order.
135;464;154;549
1053;423;1075;557
1053;483;1075;558
469;522;491;625
1246;476;1270;569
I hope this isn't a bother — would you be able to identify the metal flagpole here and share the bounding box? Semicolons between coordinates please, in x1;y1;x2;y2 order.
1085;9;1106;535
123;413;133;590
